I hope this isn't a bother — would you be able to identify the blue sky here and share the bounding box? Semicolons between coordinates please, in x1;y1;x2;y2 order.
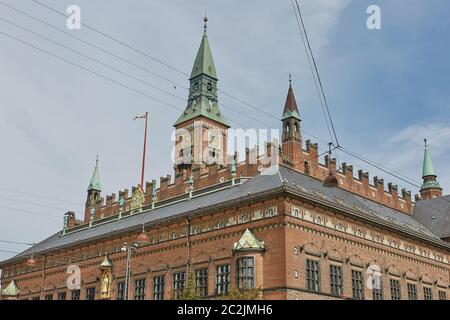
0;0;449;260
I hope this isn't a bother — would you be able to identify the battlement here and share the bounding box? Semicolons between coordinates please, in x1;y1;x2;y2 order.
295;139;412;214
74;138;413;229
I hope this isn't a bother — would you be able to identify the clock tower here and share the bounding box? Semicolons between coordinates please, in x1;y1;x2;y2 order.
174;17;229;174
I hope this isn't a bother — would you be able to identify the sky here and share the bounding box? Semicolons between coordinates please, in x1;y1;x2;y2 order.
1;0;450;260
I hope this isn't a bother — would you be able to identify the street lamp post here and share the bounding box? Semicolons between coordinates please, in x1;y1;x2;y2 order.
121;242;138;300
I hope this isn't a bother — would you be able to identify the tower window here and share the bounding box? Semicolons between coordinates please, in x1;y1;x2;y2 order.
207;82;212;91
194;82;199;91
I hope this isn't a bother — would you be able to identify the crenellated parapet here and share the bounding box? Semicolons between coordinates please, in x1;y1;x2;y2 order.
294;142;412;214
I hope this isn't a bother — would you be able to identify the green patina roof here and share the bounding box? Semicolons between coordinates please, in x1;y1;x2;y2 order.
88;157;102;192
421;140;441;190
422;142;437;178
281;110;301;121
174;19;229;127
1;280;20;296
174;97;230;127
232;229;265;251
190;25;217;80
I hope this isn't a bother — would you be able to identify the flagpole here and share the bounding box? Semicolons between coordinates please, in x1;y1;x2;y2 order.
140;112;148;191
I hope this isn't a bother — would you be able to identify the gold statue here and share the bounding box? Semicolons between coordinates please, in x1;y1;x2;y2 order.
131;187;145;212
99;254;113;299
100;271;112;299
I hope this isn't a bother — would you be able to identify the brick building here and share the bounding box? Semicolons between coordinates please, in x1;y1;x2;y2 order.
1;19;449;301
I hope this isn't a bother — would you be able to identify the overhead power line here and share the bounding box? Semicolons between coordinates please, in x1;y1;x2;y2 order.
32;0;189;77
0;204;61;219
0;240;34;246
292;0;340;147
337;146;421;189
0;195;70;211
0;15;187;102
0;249;20;255
3;1;423;192
0;186;82;206
24;0;331;142
0;0;189;90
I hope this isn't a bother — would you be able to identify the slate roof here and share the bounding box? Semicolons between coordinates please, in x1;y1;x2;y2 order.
413;195;450;239
1;166;448;267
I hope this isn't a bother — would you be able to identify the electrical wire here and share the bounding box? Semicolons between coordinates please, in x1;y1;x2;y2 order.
2;1;425;193
0;204;61;219
0;195;71;211
293;0;339;147
0;240;33;246
32;0;189;77
0;186;82;206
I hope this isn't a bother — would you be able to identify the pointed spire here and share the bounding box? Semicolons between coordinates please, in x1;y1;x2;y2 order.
282;75;301;120
420;139;442;199
88;155;102;192
190;15;217;80
422;139;437;178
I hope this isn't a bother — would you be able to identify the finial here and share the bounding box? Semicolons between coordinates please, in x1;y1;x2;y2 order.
289;73;292;85
96;155;99;165
203;13;208;34
424;138;427;146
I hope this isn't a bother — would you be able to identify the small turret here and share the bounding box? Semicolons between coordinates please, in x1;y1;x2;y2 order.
281;75;302;170
419;139;442;199
86;156;102;208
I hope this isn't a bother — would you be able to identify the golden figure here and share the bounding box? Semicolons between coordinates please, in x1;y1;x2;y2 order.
100;270;112;299
131;187;145;212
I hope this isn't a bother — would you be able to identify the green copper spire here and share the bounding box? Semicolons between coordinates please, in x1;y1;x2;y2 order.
422;139;437;178
174;16;229;127
190;16;217;80
421;139;441;191
88;156;102;192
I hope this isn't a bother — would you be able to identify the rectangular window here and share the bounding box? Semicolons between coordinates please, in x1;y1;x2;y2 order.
407;283;417;300
134;278;146;300
57;292;66;300
195;268;208;297
438;290;447;300
351;270;364;300
153;275;165;300
71;289;80;300
236;257;255;290
306;259;320;292
423;287;433;300
32;296;40;300
372;276;383;300
86;287;95;300
117;281;125;300
329;265;343;297
216;264;231;295
173;272;186;299
44;294;53;300
390;279;401;300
